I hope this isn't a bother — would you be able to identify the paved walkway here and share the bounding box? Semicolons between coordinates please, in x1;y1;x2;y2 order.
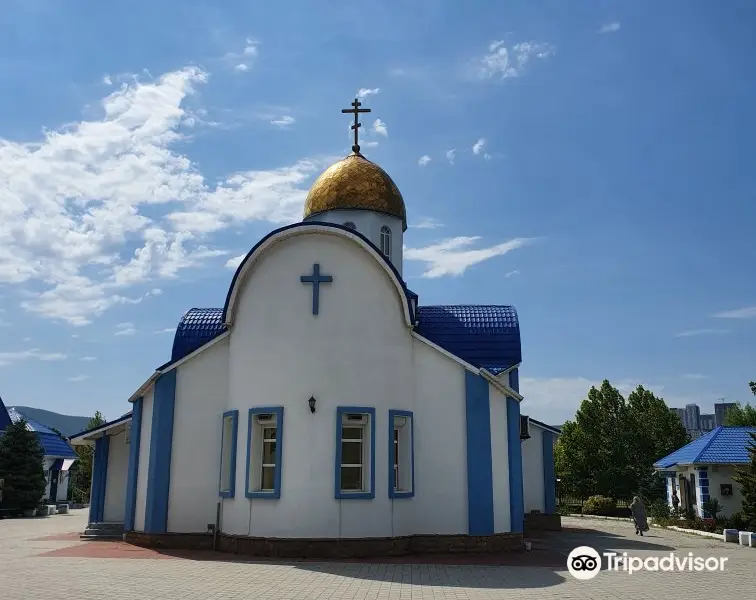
0;511;753;599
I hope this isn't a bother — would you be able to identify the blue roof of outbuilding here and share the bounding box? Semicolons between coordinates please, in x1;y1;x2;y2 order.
1;408;79;459
415;305;521;374
654;426;756;468
170;304;522;375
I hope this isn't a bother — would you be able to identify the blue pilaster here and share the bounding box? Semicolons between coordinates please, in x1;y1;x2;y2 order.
464;371;494;535
696;467;710;517
507;368;524;533
123;397;143;531
144;371;177;534
542;430;556;514
88;434;110;523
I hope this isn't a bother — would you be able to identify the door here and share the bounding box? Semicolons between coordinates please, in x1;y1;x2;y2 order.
49;470;59;503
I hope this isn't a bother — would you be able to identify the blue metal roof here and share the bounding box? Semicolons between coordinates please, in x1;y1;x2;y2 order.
655;426;756;468
171;308;226;361
1;408;79;459
415;305;521;374
69;411;133;440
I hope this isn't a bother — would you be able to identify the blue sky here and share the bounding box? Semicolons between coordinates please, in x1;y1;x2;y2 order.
0;1;754;425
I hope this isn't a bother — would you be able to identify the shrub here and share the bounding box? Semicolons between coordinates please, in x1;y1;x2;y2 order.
558;504;577;516
583;495;617;515
727;512;749;531
702;498;723;519
649;499;671;521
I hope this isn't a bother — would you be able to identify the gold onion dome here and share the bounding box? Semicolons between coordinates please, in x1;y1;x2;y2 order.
303;152;407;231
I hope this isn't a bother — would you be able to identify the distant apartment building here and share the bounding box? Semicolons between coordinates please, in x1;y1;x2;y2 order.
669;401;736;439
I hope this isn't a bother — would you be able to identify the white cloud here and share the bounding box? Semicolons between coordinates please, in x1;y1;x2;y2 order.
243;39;259;56
411;217;443;229
712;306;756;319
80;356;97;361
103;75;113;86
472;138;486;155
372;119;388;137
225;38;259;73
520;376;666;425
477;40;554;80
404;236;535;278
446;149;456;165
674;328;730;338
68;374;91;383
234;64;249;73
599;22;621;34
270;115;295;128
356;88;380;99
0;349;67;367
505;270;520;277
226;254;245;269
418;155;431;167
0;66;329;326
114;322;136;336
362;141;379;148
681;373;707;380
154;327;175;334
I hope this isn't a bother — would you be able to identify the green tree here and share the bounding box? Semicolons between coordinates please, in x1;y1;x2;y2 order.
733;432;756;528
626;385;689;498
73;411;106;499
0;419;46;510
749;381;755;396
724;403;756;426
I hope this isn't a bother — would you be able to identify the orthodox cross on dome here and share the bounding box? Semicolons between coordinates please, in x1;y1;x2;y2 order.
341;97;371;154
300;263;333;316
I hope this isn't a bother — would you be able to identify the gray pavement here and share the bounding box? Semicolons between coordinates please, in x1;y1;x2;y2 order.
0;511;753;599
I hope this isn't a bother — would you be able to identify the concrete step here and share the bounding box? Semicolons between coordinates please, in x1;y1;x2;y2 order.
86;522;124;531
80;534;124;541
83;522;124;539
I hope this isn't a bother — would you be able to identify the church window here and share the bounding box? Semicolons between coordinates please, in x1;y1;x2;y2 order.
219;410;239;498
389;410;414;498
246;407;284;499
380;226;392;259
343;221;357;230
335;407;375;499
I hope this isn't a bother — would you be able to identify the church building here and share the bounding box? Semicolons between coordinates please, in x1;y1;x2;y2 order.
70;100;558;557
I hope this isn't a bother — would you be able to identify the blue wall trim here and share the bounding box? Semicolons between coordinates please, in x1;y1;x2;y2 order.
123;398;143;531
219;410;239;498
507;368;524;533
388;409;415;499
542;430;556;514
245;407;284;499
144;370;177;534
88;434;110;523
335;406;376;500
464;371;494;535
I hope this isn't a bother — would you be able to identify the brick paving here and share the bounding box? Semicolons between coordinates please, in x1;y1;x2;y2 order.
0;511;754;599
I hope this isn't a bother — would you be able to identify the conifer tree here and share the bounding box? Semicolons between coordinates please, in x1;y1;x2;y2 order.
0;419;46;510
733;432;756;528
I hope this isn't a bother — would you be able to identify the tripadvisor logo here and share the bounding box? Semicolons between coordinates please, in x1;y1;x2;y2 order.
567;546;728;579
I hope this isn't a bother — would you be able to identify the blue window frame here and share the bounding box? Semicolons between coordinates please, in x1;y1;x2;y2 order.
388;409;415;498
219;410;239;498
335;406;375;499
245;407;284;499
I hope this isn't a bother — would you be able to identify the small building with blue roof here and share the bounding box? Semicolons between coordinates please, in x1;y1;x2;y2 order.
654;426;756;518
0;397;78;504
68;108;556;556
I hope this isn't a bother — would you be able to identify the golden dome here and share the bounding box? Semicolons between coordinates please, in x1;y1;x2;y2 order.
304;153;407;231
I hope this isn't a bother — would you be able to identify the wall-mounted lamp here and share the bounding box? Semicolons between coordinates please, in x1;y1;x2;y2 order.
308;396;317;413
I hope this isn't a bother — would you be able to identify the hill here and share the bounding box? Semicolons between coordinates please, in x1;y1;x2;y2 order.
8;406;91;438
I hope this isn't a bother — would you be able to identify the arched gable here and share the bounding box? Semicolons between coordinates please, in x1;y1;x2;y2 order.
222;221;415;328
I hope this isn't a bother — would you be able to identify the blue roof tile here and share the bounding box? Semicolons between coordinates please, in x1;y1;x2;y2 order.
415;305;521;374
1;408;79;459
655;426;756;467
171;308;226;361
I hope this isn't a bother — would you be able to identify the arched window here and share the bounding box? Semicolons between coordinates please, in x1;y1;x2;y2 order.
380;226;392;259
343;221;356;230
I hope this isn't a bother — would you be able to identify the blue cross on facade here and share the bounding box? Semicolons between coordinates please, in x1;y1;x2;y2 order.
300;263;333;316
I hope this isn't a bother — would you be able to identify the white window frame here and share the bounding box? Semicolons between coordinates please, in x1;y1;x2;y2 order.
219;410;239;498
246;407;284;499
335;407;375;499
379;226;392;259
389;410;414;498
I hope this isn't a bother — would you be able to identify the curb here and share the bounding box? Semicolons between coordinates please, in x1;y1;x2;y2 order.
653;524;723;540
563;514;634;523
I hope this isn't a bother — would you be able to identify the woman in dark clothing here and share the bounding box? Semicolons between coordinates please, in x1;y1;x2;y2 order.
630;496;648;536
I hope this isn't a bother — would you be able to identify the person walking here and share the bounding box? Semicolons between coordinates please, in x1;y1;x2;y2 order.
630;496;649;536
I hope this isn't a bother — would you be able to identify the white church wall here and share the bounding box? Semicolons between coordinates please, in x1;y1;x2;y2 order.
224;230;417;538
707;466;743;518
408;339;468;535
522;425;545;514
489;386;511;533
133;387;154;532
304;210;404;276
103;428;129;522
167;338;229;533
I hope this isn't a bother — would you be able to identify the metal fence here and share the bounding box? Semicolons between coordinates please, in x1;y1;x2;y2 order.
558;494;629;507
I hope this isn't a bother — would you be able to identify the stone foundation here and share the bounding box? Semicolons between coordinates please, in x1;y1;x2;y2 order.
124;531;524;559
524;512;562;533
